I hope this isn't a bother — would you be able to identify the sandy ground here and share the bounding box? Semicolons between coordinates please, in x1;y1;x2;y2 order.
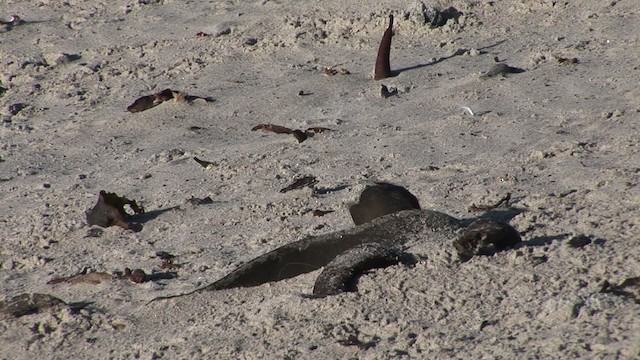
1;0;639;358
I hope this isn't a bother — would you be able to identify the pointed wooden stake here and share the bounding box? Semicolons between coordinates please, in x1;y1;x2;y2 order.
374;15;394;80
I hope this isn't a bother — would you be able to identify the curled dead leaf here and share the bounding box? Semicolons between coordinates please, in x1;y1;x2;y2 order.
85;190;145;231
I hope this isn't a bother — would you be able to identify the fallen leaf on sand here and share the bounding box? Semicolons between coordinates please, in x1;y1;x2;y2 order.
85;190;145;230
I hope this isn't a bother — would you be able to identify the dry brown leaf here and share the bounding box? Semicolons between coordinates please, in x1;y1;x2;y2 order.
251;124;294;134
85;191;145;231
280;176;318;193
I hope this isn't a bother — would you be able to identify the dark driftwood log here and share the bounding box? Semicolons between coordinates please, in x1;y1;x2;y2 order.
374;15;394;80
204;209;460;291
150;209;462;301
312;243;403;298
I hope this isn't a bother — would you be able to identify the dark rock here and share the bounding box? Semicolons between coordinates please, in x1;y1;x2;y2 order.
349;182;421;225
454;219;522;262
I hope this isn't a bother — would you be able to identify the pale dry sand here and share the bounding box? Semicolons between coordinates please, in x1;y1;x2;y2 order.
1;0;639;359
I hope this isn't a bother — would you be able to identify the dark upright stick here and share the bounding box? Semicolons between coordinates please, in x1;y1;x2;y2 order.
374;15;394;80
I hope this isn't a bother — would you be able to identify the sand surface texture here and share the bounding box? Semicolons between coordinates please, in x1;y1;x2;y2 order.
1;0;639;359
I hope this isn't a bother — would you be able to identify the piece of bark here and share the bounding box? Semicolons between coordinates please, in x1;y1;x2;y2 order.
374;15;394;80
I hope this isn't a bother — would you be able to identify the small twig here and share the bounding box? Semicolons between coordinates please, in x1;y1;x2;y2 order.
468;193;512;212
